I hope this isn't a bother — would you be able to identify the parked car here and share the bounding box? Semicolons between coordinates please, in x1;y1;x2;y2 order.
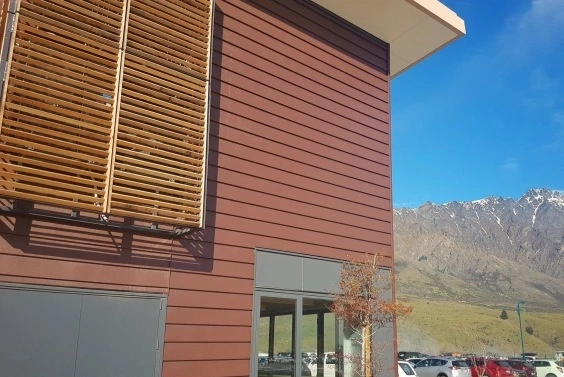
507;359;537;377
408;358;427;366
400;351;429;360
466;358;514;377
414;357;472;377
400;361;420;377
531;360;564;377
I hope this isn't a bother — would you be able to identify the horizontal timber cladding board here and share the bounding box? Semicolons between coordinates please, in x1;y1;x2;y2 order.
209;154;391;208
166;307;252;326
220;0;388;88
206;213;392;251
214;28;388;108
206;196;391;238
211;116;390;180
207;180;392;227
212;62;389;137
168;289;253;310
167;274;253;295
0;0;123;212
212;48;388;130
164;342;250;361
164;324;251;343
180;227;393;261
215;9;388;104
209;135;390;199
210;95;390;165
162;359;249;377
109;0;212;227
0;253;170;289
210;80;389;153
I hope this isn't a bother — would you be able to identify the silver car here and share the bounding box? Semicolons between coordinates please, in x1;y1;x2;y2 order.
414;358;472;377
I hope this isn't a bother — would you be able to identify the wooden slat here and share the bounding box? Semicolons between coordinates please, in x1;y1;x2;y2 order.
16;20;117;62
128;13;208;54
8;85;113;119
113;161;202;185
5;103;110;134
22;1;122;42
0;145;107;175
114;149;202;175
112;174;200;196
13;36;117;77
110;207;199;225
9;67;115;104
120;87;205;121
0;189;102;211
118;102;204;131
0;162;104;196
130;0;208;45
118;124;205;152
111;189;201;209
3;120;108;151
0;181;104;204
0;0;123;213
122;69;206;107
19;7;119;50
0;140;108;173
125;54;207;93
12;48;116;89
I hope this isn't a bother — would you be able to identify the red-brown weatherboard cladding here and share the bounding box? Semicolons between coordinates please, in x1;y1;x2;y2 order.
0;0;391;376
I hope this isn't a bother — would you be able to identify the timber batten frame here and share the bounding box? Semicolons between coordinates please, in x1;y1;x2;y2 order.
0;0;213;230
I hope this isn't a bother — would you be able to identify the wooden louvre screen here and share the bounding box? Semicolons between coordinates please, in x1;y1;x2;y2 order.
109;0;211;227
0;0;212;228
0;0;124;212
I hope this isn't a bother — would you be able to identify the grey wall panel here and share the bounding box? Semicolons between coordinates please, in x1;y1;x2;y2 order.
255;251;302;290
74;295;162;377
255;249;342;294
0;288;82;377
302;257;340;293
0;284;165;377
374;322;394;377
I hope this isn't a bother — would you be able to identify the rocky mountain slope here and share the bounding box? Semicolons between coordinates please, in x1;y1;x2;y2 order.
394;189;564;310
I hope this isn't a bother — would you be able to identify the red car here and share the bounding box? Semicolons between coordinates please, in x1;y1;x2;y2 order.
507;360;536;377
466;358;514;377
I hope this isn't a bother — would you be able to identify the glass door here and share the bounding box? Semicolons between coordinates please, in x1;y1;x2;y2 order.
253;293;349;377
256;295;298;377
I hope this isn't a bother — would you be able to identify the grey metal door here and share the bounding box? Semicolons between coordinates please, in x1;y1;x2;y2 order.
0;285;166;377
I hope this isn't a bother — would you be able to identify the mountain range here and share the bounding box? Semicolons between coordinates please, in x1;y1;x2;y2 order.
394;188;564;311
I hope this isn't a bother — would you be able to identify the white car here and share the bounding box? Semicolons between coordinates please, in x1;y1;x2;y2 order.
414;357;472;377
531;360;564;377
400;361;419;377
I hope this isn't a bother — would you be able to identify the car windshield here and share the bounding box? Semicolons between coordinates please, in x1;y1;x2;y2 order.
495;361;511;367
453;361;469;368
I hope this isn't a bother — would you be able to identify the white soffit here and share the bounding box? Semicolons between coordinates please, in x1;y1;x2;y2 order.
312;0;466;78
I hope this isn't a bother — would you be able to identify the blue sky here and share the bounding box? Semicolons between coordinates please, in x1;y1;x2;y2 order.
391;0;564;208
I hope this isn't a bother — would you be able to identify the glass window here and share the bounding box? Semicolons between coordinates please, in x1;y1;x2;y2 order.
257;296;297;377
301;298;339;377
254;294;361;377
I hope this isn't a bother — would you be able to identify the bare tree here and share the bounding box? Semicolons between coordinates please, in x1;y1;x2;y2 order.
331;254;412;377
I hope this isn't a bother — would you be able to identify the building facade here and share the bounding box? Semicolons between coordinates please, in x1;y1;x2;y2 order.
0;0;464;376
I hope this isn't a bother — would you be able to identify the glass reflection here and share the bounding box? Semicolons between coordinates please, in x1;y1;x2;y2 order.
301;298;339;377
258;296;299;376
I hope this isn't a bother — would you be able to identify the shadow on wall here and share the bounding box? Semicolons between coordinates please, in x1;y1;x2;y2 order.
0;8;227;275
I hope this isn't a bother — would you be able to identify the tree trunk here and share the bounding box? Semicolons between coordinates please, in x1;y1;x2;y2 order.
364;325;372;377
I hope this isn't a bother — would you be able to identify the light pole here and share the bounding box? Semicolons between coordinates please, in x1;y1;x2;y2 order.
517;301;525;360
